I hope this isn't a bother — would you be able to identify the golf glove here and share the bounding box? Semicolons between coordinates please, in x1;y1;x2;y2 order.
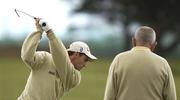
39;19;51;32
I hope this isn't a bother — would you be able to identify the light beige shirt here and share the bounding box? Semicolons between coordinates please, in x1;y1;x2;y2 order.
18;31;81;100
104;46;176;100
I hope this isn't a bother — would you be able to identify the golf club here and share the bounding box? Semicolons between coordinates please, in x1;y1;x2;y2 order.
14;9;47;27
14;9;36;19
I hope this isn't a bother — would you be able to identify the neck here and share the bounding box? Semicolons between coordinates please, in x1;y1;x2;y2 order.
134;43;151;49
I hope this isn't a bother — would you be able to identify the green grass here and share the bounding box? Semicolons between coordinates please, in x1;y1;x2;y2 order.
0;57;179;100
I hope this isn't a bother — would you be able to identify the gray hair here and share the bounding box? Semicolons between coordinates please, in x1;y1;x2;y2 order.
134;26;156;44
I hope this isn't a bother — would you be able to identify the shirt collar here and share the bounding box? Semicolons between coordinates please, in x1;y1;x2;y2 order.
131;46;151;52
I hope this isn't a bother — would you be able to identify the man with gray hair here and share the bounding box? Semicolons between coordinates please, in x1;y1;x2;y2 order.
104;26;177;100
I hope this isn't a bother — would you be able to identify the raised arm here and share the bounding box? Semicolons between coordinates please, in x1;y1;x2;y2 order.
46;30;81;91
21;18;47;70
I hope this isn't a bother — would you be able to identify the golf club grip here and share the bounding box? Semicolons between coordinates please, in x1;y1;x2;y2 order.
41;22;47;27
34;18;46;27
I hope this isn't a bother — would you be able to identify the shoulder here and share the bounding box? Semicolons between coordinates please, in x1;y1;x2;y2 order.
115;50;131;60
151;53;170;70
36;51;51;57
110;50;131;66
34;51;52;63
151;52;168;63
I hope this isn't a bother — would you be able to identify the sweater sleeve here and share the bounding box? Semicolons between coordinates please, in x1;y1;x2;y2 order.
104;56;118;100
162;60;177;100
47;31;81;91
21;31;47;70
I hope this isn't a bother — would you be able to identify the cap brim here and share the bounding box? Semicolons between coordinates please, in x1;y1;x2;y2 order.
67;49;97;60
86;53;97;60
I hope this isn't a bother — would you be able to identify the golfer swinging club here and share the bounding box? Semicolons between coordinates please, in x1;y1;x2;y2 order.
18;18;97;100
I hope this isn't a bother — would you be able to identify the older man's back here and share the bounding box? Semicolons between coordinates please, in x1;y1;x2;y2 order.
104;26;176;100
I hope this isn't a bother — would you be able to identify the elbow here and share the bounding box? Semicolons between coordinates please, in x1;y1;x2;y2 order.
21;54;34;67
21;51;32;63
21;54;29;62
21;47;26;60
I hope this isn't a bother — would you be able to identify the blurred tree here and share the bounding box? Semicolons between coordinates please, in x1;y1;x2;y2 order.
74;0;180;56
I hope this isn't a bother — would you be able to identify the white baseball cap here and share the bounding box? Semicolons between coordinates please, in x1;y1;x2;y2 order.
67;41;97;60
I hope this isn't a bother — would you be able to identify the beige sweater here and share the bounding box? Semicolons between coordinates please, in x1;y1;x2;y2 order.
18;31;81;100
104;46;176;100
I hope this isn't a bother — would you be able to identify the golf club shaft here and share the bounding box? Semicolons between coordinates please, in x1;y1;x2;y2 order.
14;9;36;19
14;9;47;27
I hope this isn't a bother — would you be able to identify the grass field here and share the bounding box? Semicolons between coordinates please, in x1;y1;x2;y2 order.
0;57;179;100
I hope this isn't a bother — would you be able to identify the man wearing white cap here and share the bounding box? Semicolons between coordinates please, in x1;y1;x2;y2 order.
18;18;97;100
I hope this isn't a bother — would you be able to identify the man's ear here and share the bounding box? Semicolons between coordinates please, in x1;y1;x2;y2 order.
150;41;157;52
132;37;136;47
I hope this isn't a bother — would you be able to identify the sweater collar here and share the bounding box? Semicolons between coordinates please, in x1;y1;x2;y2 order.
131;46;151;52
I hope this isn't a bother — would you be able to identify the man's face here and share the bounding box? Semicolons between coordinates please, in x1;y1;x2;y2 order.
72;53;89;70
